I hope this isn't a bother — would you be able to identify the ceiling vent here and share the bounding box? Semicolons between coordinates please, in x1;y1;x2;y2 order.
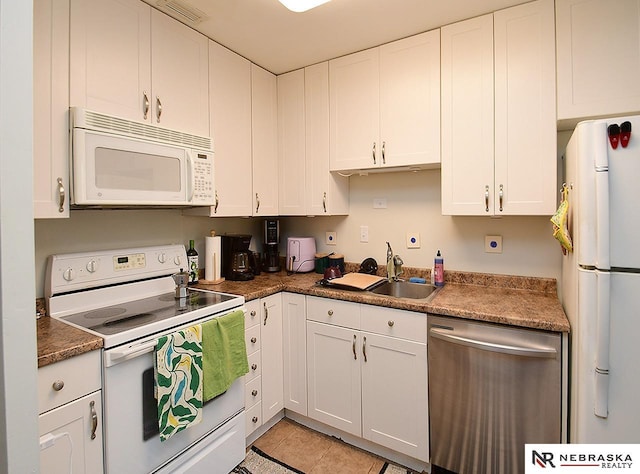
156;0;208;24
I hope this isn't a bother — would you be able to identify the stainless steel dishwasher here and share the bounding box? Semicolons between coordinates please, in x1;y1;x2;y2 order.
428;315;562;474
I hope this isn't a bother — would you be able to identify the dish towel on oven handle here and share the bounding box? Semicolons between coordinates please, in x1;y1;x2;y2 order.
155;324;203;442
202;309;249;402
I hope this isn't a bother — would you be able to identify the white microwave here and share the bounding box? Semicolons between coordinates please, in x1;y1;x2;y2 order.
70;107;215;207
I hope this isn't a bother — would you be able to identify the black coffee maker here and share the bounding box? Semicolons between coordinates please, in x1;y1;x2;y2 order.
263;219;280;272
221;234;255;281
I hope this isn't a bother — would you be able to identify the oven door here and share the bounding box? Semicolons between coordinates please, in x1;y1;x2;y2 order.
102;312;245;474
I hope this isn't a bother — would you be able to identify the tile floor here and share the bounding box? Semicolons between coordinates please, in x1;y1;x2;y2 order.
250;418;423;474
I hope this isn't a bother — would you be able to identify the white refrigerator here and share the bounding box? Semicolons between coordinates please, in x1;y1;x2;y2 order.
562;115;640;443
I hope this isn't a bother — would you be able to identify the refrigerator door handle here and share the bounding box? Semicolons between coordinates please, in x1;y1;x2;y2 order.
594;123;610;270
594;270;611;418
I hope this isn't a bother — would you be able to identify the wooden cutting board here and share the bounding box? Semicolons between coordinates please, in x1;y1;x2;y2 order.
327;273;386;291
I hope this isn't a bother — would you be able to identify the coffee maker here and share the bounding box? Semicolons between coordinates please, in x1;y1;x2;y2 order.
263;219;280;272
221;234;255;281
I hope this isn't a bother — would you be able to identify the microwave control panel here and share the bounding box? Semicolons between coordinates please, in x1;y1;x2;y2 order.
192;151;214;204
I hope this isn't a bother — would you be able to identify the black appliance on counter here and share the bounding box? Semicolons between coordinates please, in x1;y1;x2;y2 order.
221;234;255;281
263;219;280;272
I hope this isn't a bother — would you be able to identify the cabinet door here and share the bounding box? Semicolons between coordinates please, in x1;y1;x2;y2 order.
282;293;307;415
277;69;306;216
150;9;209;136
34;0;70;218
441;14;494;215
379;30;441;168
209;41;253;216
494;0;557;215
556;0;640;124
252;64;279;216
70;0;151;122
306;62;349;215
39;391;103;474
306;321;362;437
329;48;380;171
260;293;283;422
361;333;428;462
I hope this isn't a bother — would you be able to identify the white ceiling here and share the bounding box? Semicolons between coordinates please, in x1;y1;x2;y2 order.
145;0;530;75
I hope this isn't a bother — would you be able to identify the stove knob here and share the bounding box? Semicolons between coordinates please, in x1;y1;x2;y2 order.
63;267;75;281
158;253;167;264
174;255;182;266
86;259;97;273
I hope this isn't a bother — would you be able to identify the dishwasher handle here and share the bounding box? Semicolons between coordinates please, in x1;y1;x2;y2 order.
429;327;557;358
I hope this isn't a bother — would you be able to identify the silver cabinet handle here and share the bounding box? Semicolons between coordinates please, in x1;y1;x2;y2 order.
352;335;357;360
143;92;150;120
251;363;258;371
263;302;268;325
372;142;377;164
327;310;333;316
156;96;162;123
429;327;558;358
252;416;259;423
255;193;260;213
90;400;98;440
251;337;257;344
52;380;64;391
56;178;65;213
382;141;386;164
388;320;394;327
362;336;367;362
214;191;219;213
499;184;504;212
323;192;327;213
251;389;258;396
485;185;490;212
250;310;256;317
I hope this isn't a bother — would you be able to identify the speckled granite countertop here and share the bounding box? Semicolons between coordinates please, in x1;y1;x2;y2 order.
36;267;569;367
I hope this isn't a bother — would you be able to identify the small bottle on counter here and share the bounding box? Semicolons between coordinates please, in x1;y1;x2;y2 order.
434;250;444;287
187;239;199;284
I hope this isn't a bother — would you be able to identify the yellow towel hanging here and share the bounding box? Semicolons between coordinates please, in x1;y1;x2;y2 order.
551;184;573;254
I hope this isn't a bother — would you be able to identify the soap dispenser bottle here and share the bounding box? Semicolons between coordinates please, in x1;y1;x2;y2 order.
434;250;444;287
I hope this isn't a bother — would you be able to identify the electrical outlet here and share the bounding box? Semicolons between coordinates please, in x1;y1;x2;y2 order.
406;232;421;248
326;231;337;246
373;198;387;209
485;235;503;253
360;226;369;243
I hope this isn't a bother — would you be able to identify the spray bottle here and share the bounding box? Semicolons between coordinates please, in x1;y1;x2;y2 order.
434;250;444;287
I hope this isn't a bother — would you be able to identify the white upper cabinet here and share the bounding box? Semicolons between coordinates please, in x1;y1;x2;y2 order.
441;0;556;216
278;63;349;216
70;0;209;136
34;0;70;218
556;0;640;127
251;64;279;217
209;41;253;217
329;30;440;172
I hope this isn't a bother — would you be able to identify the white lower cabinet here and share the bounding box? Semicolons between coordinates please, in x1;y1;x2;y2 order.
38;350;103;474
306;296;429;462
244;294;283;437
282;292;308;415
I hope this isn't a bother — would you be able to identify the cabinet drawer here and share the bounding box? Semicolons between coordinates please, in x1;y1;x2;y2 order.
245;324;260;355
38;350;101;414
245;350;261;382
245;300;261;329
245;375;262;408
361;304;426;343
306;296;360;328
245;401;262;436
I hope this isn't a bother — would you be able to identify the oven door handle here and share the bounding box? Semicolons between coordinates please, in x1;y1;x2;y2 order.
106;341;157;367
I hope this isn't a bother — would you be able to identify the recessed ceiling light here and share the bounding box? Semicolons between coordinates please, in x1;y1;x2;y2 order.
278;0;331;13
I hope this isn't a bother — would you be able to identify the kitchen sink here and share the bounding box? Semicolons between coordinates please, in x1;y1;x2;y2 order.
368;280;438;300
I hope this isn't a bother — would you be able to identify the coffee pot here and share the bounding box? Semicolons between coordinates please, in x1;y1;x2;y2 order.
172;268;189;298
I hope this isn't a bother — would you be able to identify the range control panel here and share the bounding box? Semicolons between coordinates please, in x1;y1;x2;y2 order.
45;244;187;298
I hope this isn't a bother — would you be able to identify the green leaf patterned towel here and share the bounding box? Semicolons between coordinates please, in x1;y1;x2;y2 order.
202;309;249;402
155;325;203;442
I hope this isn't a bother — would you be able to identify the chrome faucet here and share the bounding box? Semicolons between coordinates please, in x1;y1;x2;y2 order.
386;242;404;281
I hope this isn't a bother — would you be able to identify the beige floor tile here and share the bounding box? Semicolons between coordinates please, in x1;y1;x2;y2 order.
309;440;379;474
268;423;334;472
252;418;300;453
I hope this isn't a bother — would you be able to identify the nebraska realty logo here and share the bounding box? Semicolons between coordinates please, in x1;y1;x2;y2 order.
525;445;640;473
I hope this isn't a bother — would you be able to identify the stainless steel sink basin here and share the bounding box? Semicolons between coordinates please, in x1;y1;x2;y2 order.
368;280;438;300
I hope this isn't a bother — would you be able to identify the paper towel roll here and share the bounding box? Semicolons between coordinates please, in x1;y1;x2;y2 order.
205;236;222;281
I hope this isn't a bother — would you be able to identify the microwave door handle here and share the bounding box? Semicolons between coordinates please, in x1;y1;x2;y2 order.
186;151;195;202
